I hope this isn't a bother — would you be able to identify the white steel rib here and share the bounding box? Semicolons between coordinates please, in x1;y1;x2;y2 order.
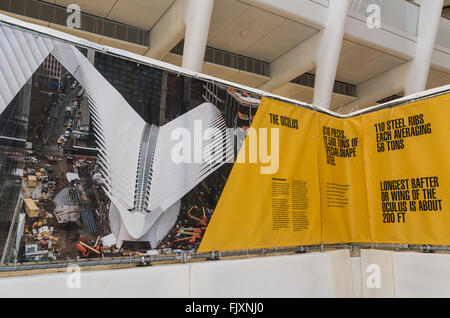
0;25;56;114
0;24;232;248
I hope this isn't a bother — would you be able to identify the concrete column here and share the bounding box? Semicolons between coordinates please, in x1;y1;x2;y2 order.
145;0;187;60
259;33;320;92
182;0;215;72
404;0;444;95
339;63;410;114
259;0;349;98
145;0;214;73
312;0;350;109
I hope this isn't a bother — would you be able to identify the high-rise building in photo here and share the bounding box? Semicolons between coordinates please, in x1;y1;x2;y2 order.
35;54;63;93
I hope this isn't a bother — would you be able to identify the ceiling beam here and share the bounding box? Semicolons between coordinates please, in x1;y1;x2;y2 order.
239;0;327;29
258;31;319;92
338;63;410;113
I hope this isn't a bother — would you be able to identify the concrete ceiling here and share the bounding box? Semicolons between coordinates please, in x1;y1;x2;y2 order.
427;68;450;89
40;0;318;63
42;0;176;30
335;40;407;85
306;40;408;86
208;0;318;62
38;0;449;105
40;0;415;90
107;0;175;30
272;82;357;111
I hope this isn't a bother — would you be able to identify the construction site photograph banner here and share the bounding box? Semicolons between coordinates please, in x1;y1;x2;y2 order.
1;20;449;262
198;92;450;252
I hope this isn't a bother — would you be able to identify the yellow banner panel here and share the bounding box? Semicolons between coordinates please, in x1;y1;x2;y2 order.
198;97;322;252
316;113;371;243
362;93;450;245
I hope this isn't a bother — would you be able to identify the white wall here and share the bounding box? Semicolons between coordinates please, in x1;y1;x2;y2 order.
359;249;450;298
0;263;191;298
3;249;450;297
190;250;354;298
0;250;353;298
392;251;450;298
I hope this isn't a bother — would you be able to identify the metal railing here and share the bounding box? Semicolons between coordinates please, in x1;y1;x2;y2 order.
1;242;449;274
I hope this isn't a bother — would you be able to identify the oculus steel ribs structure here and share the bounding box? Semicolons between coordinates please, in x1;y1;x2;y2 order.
0;24;233;248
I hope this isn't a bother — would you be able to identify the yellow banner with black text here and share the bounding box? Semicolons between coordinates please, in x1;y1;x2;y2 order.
198;93;450;252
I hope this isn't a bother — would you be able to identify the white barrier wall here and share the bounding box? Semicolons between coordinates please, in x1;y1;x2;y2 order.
392;251;450;297
359;249;450;298
3;249;450;297
0;250;354;298
0;263;191;298
190;250;354;298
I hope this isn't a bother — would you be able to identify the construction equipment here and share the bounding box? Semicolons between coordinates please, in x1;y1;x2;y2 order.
24;198;39;218
178;230;200;236
174;236;197;243
187;212;207;225
27;175;37;188
76;235;102;258
94;235;100;247
32;219;47;229
76;242;89;257
78;241;100;255
179;228;202;233
24;243;48;261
